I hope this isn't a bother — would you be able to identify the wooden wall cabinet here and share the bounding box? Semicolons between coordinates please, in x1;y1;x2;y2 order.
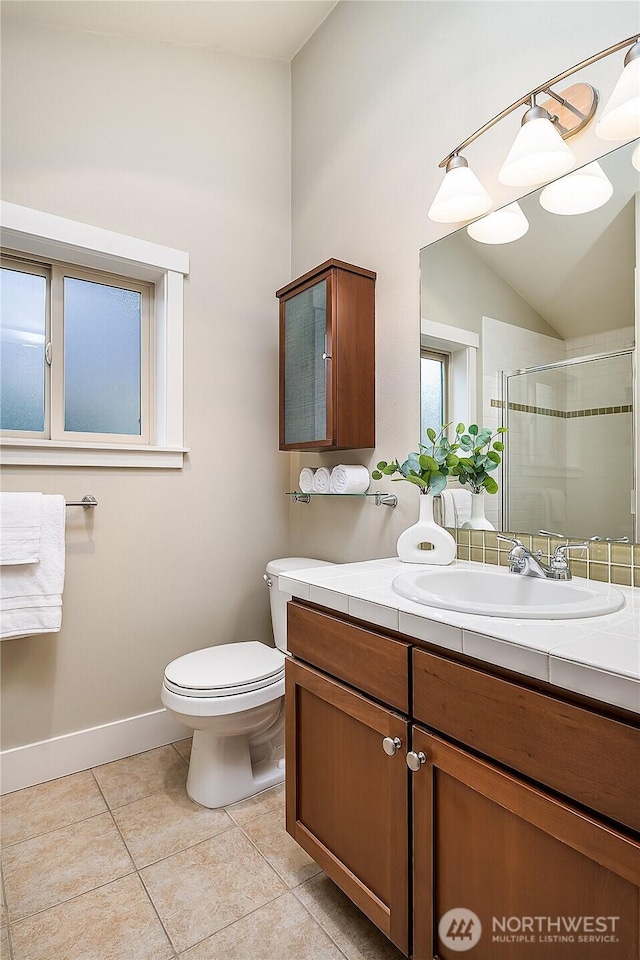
276;259;376;451
285;601;640;960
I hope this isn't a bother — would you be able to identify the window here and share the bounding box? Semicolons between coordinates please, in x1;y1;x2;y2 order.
420;347;448;441
0;201;188;468
2;255;151;443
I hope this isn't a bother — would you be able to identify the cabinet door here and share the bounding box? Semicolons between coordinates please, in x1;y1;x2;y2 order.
280;274;333;449
412;727;640;960
286;657;409;954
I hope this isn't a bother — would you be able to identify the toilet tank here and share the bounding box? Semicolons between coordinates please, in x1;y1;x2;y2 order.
265;557;334;653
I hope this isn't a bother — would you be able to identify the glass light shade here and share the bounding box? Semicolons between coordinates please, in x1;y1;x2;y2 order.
596;55;640;141
466;202;529;244
539;161;613;215
498;117;576;186
632;143;640;172
428;164;492;223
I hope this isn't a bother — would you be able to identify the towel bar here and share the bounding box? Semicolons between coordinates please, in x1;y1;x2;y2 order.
65;495;98;507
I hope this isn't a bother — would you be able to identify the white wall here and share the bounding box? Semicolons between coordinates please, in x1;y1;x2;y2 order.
0;21;291;749
289;0;639;559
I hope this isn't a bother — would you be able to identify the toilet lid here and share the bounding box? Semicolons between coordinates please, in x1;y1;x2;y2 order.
164;641;285;698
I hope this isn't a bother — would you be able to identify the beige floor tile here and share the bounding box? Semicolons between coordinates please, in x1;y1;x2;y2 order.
180;891;344;960
0;771;107;847
10;874;173;960
295;873;405;960
114;784;234;867
93;745;187;808
0;926;9;959
173;739;192;762
241;808;322;888
225;783;284;826
3;812;134;921
141;827;286;954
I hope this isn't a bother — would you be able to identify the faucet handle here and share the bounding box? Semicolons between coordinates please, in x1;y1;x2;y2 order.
590;536;630;544
496;533;527;550
554;541;588;556
539;529;565;539
551;542;588;568
496;534;525;548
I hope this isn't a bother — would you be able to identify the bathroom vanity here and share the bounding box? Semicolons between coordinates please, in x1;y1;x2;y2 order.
282;559;640;960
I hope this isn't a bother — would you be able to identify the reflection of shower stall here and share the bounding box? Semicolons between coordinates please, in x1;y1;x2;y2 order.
503;350;635;540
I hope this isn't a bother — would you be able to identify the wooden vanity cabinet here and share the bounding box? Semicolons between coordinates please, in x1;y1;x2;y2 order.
285;603;411;953
276;259;376;451
285;659;410;953
412;728;640;960
285;601;640;960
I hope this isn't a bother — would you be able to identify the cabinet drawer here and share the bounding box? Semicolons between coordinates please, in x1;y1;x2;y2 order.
288;603;410;713
413;647;640;832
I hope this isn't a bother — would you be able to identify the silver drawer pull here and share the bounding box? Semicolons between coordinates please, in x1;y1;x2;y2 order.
406;751;426;771
382;736;402;756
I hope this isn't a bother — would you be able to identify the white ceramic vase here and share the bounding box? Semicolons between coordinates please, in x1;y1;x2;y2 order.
461;492;495;530
397;493;457;565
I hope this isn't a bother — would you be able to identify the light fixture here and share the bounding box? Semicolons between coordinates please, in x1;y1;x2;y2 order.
498;99;576;186
427;155;492;223
539;161;613;215
467;202;529;244
633;143;640;172
428;35;638;223
596;41;640;141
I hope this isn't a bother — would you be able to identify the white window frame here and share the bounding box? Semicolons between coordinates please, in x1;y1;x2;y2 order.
421;318;478;433
0;202;189;468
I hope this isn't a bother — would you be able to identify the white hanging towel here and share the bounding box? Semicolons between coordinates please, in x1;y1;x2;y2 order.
298;468;316;494
1;495;66;640
312;467;332;493
0;493;43;565
436;489;473;527
330;465;371;494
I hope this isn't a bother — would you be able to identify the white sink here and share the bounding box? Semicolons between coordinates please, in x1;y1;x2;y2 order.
392;564;626;619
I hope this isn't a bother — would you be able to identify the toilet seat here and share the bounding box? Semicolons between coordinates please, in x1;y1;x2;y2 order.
163;641;285;698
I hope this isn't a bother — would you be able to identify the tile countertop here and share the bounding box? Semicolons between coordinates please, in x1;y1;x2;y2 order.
279;558;640;715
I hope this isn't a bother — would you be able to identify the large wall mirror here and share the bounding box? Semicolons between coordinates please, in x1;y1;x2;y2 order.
420;139;639;542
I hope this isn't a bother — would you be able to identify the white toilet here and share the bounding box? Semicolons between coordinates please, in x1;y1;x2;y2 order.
161;557;332;808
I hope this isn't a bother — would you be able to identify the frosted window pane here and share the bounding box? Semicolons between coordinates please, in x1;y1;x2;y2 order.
0;268;47;432
421;356;444;442
283;280;327;444
64;277;141;435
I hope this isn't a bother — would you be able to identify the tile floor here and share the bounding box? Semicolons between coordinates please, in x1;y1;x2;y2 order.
0;741;404;960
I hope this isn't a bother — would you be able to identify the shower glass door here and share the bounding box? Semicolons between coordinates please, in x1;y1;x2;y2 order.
504;351;634;540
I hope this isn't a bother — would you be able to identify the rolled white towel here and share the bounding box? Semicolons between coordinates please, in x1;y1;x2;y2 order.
312;467;332;494
299;468;316;494
330;465;370;495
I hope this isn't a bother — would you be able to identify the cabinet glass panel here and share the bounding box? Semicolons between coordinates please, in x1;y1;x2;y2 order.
283;280;327;444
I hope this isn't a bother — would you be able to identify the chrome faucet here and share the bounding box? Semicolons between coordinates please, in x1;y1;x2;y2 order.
497;535;588;581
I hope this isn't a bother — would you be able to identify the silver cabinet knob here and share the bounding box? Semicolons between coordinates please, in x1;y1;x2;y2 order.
406;751;426;771
382;736;402;756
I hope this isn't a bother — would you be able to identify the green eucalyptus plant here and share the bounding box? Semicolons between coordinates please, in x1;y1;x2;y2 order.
371;423;460;495
451;423;508;495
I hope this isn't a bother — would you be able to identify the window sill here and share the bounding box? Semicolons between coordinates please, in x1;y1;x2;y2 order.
1;439;189;469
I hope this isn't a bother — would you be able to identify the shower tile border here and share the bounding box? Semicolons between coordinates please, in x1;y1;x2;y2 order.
490;399;633;419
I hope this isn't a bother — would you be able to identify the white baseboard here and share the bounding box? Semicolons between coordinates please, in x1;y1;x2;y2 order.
0;709;190;794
